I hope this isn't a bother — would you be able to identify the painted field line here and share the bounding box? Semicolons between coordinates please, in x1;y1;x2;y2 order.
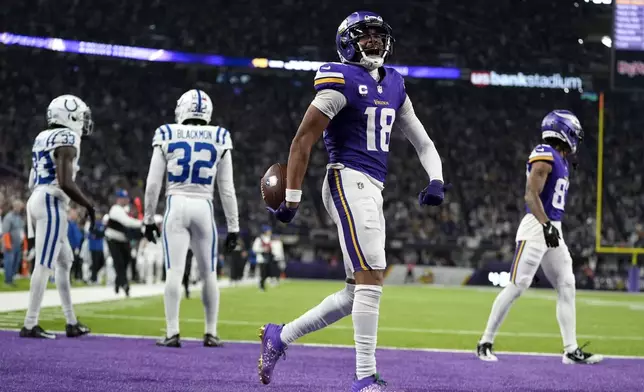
15;311;643;342
1;328;643;360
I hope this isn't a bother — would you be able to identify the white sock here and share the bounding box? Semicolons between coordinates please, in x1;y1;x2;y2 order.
56;262;78;325
556;284;578;353
24;264;52;329
480;283;524;344
202;272;220;336
281;284;355;345
353;284;382;380
164;269;183;337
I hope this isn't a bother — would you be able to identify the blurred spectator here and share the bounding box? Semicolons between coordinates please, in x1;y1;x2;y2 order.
2;199;25;284
67;208;84;282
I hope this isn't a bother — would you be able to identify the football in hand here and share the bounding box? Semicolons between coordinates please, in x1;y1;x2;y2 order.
260;163;287;210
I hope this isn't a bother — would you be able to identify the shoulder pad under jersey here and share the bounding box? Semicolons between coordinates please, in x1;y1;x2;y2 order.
213;126;233;150
44;128;79;152
152;124;174;147
313;62;348;93
528;144;557;164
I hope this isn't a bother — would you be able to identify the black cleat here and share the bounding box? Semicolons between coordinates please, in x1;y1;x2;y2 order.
156;334;181;348
476;342;498;362
66;321;91;337
184;285;190;299
562;343;604;364
124;285;130;297
203;333;224;347
19;325;56;339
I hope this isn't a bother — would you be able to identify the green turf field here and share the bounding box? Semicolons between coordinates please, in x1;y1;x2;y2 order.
0;272;86;291
1;280;643;356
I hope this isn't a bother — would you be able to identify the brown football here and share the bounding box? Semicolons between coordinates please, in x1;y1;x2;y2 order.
260;163;287;210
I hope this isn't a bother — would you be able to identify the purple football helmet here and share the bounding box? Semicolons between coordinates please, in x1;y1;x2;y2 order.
336;11;394;71
541;110;584;154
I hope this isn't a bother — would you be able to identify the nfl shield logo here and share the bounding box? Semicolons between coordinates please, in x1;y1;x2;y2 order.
377;85;383;94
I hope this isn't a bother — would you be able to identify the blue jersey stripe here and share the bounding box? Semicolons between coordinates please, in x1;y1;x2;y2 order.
196;89;202;113
164;124;173;140
207;200;217;272
162;196;172;269
215;126;222;144
41;195;53;266
46;197;61;268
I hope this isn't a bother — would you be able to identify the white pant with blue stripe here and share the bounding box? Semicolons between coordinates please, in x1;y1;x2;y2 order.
27;189;73;271
161;195;218;277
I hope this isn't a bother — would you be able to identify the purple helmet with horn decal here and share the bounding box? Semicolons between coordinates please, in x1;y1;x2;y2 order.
335;11;394;71
540;110;584;154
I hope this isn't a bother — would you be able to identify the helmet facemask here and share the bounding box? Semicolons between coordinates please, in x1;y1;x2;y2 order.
337;16;394;71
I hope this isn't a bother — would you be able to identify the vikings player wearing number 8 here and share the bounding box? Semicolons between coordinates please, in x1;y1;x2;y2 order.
476;110;603;365
143;89;240;348
259;11;449;391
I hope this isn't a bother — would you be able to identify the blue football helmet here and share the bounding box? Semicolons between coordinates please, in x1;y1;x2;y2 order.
541;110;584;154
336;11;394;71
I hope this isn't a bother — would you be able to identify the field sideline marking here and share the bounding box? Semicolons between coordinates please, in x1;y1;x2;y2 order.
1;327;643;360
2;311;642;342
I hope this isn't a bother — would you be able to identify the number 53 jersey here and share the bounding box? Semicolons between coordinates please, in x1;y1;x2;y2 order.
315;62;407;184
516;144;570;242
152;124;232;199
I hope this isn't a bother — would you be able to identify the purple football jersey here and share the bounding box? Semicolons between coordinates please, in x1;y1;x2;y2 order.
525;144;570;221
314;62;407;183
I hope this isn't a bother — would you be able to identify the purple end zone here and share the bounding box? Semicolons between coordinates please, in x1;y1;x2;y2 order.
0;330;643;392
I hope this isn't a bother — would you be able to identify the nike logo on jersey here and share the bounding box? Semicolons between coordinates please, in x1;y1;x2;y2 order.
535;146;545;152
320;66;331;70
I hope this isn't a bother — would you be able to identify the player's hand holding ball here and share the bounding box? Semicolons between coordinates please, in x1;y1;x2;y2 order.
418;180;452;206
261;163;299;223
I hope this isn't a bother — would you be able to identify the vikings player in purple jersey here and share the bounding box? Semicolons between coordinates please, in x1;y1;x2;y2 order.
476;110;603;365
258;11;448;391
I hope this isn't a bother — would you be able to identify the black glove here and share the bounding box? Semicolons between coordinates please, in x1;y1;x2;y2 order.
542;221;560;248
144;224;161;244
224;232;239;253
86;205;96;232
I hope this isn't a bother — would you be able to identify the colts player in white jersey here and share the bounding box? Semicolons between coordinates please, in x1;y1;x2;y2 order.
21;95;94;339
476;110;603;365
143;89;240;348
259;11;449;391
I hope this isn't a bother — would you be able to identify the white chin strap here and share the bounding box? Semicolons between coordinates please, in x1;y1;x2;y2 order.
359;55;384;71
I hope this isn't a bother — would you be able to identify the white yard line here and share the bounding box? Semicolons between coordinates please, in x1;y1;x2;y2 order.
1;328;642;360
1;309;641;342
0;278;257;312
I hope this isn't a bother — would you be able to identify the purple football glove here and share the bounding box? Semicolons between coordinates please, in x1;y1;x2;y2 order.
267;201;298;223
419;180;451;206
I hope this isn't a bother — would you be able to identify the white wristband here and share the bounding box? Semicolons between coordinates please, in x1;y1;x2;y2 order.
285;189;302;203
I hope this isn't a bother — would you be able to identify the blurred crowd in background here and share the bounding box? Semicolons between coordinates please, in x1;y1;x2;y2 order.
0;0;641;289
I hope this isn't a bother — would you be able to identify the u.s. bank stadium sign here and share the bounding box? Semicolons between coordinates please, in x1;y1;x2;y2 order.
470;71;584;90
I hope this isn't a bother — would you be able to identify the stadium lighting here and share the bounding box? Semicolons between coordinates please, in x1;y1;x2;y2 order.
601;36;612;48
578;38;584;44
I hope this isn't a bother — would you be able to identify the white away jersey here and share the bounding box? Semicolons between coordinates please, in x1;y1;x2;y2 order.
152;124;233;199
31;128;81;202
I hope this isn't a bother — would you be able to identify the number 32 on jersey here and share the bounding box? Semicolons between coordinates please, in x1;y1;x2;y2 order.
167;141;217;185
364;107;396;152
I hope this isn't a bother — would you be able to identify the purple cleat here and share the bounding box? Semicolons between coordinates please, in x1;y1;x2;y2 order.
352;374;391;391
257;323;287;385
